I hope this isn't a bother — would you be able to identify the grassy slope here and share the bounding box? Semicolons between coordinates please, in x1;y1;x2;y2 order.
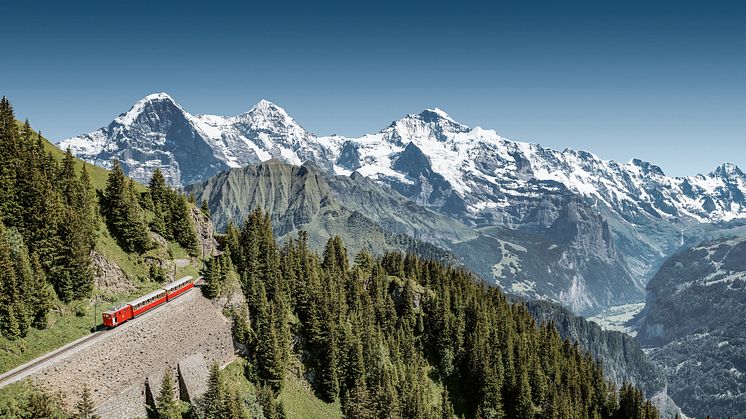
223;358;342;419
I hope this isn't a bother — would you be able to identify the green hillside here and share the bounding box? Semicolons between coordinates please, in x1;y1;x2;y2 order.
0;101;201;375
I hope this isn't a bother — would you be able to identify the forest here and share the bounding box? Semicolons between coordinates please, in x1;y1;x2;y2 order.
192;209;659;419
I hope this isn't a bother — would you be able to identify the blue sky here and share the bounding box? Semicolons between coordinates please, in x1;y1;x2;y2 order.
1;0;744;177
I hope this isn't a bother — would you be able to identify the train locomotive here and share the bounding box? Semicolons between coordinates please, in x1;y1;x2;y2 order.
102;276;195;328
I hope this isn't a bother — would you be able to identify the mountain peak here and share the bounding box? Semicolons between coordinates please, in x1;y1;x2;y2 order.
142;92;175;102
711;162;744;179
384;108;470;141
115;92;183;126
419;108;455;123
249;99;289;117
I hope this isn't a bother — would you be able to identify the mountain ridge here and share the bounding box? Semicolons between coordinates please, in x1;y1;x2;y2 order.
58;92;746;313
59;92;746;225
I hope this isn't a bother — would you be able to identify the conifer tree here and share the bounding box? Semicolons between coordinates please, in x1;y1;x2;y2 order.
202;363;222;419
201;199;210;217
0;221;21;339
102;160;150;253
25;387;58;418
29;253;53;329
74;384;98;419
78;164;98;247
441;388;455;419
149;168;168;206
155;368;181;419
171;193;199;256
202;255;223;299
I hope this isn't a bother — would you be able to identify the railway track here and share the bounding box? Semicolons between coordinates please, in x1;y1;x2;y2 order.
0;329;108;389
0;278;204;390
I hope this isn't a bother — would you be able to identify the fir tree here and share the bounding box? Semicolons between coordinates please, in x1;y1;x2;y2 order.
29;253;53;329
155;368;181;419
78;163;98;247
102;160;150;253
170;193;199;256
201;363;222;419
0;221;21;339
200;199;210;217
74;384;98;419
25;387;58;419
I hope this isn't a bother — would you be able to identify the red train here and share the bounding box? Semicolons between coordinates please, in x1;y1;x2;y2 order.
102;276;195;328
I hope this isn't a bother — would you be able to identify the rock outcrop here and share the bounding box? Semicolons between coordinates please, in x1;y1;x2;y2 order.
91;250;135;294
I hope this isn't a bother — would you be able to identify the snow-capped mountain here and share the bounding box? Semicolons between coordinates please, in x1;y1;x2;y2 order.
59;93;340;186
59;93;229;186
59;93;746;313
325;108;746;227
59;92;746;229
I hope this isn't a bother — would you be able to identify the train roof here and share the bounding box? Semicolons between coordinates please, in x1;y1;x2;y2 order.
103;303;127;315
128;288;166;307
164;276;193;291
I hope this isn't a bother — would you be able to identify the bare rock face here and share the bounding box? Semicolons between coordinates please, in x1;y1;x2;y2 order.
177;353;210;403
150;231;168;249
189;206;218;257
91;251;135;294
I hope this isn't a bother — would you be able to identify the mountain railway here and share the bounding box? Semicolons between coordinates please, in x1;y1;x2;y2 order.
102;276;195;327
0;276;198;389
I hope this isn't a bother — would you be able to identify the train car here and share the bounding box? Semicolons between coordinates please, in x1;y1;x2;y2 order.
129;289;167;317
102;276;196;328
102;304;133;328
164;276;194;301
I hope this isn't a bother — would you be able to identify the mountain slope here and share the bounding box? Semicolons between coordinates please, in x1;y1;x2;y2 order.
525;300;683;418
637;236;746;418
188;160;644;313
185;159;458;261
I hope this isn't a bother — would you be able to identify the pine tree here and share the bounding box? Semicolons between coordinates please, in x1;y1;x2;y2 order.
149;168;167;206
254;288;286;391
74;384;98;419
0;221;21;339
224;221;242;270
155;368;181;419
29;253;53;329
151;202;167;237
102;160;151;253
170;193;198;256
441;388;455;419
0;98;22;227
78;164;98;247
202;363;222;419
25;387;58;418
58;207;94;301
200;199;210;217
202;256;223;299
60;149;81;207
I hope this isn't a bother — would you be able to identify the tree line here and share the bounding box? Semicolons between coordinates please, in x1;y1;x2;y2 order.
203;208;659;419
0;97;96;339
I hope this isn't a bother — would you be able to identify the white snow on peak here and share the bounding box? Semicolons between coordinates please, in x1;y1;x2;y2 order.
114;92;183;126
423;107;457;122
58;95;746;225
143;92;174;102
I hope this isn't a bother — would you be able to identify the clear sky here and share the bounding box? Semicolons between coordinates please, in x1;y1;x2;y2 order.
1;0;744;177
